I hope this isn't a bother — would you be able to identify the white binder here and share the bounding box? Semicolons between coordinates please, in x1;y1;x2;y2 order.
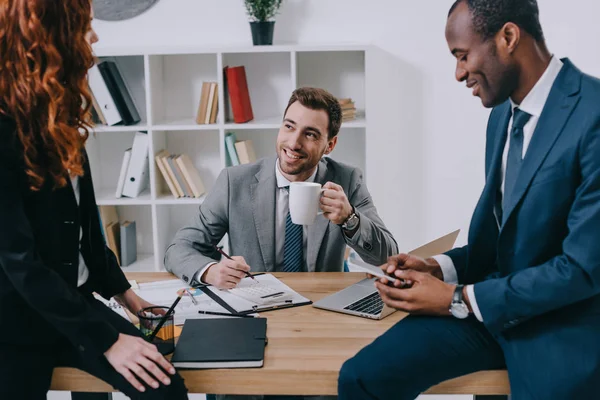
87;64;122;126
115;148;132;198
122;132;149;198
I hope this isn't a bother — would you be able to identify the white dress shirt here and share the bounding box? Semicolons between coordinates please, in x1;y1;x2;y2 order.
195;160;318;282
433;56;564;321
273;159;317;269
70;176;90;287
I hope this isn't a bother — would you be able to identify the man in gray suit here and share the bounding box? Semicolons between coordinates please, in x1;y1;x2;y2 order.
165;87;397;294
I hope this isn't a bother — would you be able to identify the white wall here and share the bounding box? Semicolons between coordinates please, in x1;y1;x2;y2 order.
93;0;600;251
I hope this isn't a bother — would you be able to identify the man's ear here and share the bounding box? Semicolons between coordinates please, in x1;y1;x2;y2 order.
324;136;338;155
497;22;520;54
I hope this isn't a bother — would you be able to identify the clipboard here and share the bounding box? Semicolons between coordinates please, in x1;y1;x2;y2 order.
197;274;312;315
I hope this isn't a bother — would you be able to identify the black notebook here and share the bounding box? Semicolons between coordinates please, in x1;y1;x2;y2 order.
171;318;267;369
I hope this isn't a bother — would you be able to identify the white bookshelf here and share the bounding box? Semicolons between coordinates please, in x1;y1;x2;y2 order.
87;44;388;272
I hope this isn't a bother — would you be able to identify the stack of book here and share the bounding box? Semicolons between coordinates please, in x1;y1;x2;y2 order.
338;98;356;122
196;82;219;124
88;60;141;126
155;150;206;199
224;132;257;166
99;206;137;267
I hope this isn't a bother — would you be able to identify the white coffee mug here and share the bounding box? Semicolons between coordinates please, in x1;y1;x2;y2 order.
288;182;325;225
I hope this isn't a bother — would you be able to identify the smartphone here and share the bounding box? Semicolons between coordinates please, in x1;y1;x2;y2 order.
348;259;398;283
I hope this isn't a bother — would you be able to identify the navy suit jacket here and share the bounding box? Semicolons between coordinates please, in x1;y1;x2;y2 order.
446;59;600;336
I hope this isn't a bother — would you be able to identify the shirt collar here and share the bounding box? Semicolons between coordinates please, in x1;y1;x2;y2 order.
275;158;318;188
509;55;564;117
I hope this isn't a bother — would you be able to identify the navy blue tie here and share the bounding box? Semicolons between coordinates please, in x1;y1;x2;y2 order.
502;108;532;221
283;206;303;272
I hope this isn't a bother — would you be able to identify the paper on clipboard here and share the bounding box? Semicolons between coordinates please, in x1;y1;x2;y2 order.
202;274;312;314
349;229;461;280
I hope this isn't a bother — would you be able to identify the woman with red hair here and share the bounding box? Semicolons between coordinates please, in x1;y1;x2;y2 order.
0;2;188;398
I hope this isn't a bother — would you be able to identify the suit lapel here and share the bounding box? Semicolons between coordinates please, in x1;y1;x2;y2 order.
307;159;332;272
501;62;581;227
251;158;277;272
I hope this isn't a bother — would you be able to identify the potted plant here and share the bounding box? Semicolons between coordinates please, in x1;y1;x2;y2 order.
244;0;283;45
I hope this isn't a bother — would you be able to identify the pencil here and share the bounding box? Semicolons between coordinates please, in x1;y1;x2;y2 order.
148;293;182;341
212;244;257;281
198;310;254;318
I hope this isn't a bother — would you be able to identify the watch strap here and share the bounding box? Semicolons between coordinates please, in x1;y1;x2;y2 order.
453;284;464;304
340;206;357;228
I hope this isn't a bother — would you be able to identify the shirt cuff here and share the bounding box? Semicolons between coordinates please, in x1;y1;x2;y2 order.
466;284;483;322
194;262;217;284
431;254;458;284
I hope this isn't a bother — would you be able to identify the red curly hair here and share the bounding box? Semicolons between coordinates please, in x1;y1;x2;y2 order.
0;0;95;190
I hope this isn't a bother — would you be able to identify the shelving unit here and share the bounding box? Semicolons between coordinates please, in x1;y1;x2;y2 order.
88;44;380;272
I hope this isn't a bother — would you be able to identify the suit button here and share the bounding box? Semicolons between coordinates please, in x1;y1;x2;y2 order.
63;220;75;224
183;275;189;283
78;345;85;352
363;242;373;251
62;262;74;266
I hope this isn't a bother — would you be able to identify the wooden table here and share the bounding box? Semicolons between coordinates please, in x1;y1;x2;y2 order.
51;272;510;397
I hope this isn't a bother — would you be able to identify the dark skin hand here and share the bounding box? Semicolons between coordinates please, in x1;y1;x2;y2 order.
370;254;472;315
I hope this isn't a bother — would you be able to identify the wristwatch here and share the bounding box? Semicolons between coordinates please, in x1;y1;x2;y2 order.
449;284;470;319
341;207;360;231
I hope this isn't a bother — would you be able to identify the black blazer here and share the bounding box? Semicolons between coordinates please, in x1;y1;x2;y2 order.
0;116;130;355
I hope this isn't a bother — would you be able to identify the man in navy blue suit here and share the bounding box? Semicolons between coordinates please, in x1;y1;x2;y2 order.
338;0;600;398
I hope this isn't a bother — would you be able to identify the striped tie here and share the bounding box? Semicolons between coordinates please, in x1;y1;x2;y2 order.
283;211;303;272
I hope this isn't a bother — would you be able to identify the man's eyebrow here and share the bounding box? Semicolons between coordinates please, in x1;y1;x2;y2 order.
283;118;296;125
451;48;467;56
305;125;322;136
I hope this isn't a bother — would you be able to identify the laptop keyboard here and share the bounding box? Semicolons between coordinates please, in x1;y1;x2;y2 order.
344;291;384;315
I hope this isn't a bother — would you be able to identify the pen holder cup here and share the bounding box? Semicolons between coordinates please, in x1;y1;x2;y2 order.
137;306;175;355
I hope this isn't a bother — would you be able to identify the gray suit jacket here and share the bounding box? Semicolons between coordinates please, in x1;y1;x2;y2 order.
164;157;397;283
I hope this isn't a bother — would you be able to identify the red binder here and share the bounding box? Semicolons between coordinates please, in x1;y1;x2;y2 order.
225;66;254;123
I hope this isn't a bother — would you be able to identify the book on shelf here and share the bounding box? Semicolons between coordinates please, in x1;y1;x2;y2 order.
115;148;132;198
167;155;193;197
225;132;240;166
338;97;357;122
87;60;141;127
99;205;121;265
224;66;253;123
234;140;257;165
98;61;141;126
195;81;218;125
121;132;150;198
155;149;182;198
88;64;122;126
155;150;206;199
88;85;108;126
225;133;256;166
120;220;137;267
175;154;206;198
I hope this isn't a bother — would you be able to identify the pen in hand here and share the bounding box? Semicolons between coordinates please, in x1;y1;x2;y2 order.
212;244;257;282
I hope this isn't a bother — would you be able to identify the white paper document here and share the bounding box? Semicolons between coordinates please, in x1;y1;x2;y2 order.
135;279;230;325
206;274;312;314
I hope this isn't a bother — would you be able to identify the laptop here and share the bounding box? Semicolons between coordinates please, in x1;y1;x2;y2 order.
312;229;460;320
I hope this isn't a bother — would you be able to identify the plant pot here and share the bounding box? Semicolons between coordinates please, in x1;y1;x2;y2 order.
250;21;275;45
